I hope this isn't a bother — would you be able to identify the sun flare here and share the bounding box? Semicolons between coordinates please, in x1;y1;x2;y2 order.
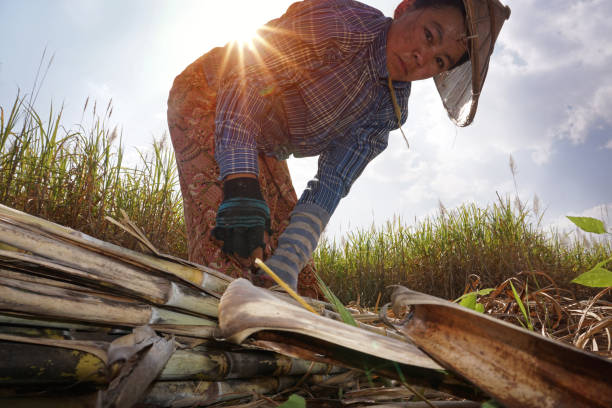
233;28;260;50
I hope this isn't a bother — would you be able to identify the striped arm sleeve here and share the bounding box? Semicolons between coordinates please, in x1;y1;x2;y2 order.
264;203;330;290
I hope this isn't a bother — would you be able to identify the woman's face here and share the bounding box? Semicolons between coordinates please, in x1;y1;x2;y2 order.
386;6;467;82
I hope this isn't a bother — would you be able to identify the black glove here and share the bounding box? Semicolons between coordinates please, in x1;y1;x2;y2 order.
212;177;270;259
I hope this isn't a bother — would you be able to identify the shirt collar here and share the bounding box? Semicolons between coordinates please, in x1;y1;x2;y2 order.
373;19;411;89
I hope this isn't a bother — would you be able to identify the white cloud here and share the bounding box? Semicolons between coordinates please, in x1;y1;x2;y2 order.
605;139;612;150
556;86;612;144
400;182;437;205
60;0;102;26
463;0;612;163
85;81;113;103
499;0;612;74
552;0;612;68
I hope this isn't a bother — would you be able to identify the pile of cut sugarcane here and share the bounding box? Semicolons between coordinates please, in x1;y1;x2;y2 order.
0;204;455;407
3;203;612;408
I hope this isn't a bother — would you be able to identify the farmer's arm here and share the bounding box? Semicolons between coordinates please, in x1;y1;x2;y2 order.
266;128;390;288
212;0;376;260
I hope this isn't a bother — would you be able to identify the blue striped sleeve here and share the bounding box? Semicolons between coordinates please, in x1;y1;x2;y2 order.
264;203;330;290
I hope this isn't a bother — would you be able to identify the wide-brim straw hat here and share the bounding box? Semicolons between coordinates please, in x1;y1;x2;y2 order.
434;0;511;127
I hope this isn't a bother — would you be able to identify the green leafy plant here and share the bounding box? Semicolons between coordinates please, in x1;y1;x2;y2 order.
277;394;306;408
455;288;494;313
567;216;607;234
567;216;612;288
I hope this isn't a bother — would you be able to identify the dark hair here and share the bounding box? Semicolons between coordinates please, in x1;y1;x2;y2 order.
396;0;470;69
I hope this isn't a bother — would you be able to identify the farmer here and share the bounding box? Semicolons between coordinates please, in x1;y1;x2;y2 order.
167;0;510;297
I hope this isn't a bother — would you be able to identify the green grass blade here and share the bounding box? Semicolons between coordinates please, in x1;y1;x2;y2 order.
315;273;357;327
510;281;534;331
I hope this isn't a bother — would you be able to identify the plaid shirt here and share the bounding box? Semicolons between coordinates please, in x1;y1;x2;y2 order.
205;0;411;217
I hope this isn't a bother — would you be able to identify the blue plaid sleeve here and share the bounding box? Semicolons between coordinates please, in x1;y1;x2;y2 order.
214;81;270;179
298;126;389;214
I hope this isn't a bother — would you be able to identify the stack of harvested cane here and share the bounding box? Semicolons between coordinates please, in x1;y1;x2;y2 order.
0;204;454;407
0;203;344;406
3;203;611;408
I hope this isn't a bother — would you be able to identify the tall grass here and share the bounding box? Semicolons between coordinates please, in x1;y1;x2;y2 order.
0;92;186;257
1;92;609;305
314;201;611;304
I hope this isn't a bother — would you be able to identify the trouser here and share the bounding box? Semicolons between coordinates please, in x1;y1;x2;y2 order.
167;54;319;298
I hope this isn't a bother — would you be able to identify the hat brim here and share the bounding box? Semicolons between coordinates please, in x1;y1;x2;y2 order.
434;0;511;127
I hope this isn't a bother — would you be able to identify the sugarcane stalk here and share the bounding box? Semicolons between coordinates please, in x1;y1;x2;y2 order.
0;222;168;300
0;203;230;294
0;225;219;318
160;348;343;381
0;276;217;333
0;268;96;292
0;333;109;363
165;281;219;317
0;330;341;384
0;325;68;340
0;340;107;385
0;313;115;332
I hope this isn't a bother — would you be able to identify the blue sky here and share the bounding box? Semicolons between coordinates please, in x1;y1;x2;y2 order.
1;0;611;241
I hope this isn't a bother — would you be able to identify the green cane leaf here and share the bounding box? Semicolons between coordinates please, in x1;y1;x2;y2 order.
567;216;607;234
475;303;485;313
278;394;306;408
315;273;358;327
571;267;612;288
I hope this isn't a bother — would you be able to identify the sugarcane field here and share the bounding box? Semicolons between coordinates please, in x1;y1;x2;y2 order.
2;0;612;407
